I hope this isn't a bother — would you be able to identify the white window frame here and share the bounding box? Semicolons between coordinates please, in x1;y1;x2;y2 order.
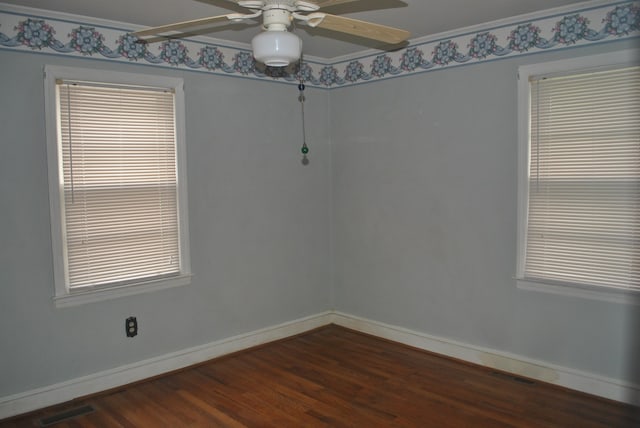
516;50;640;305
44;65;191;307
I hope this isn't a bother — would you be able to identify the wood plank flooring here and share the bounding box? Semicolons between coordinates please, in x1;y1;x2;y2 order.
2;325;638;427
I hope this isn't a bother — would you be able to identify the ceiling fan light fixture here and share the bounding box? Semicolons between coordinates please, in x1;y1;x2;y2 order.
134;1;410;66
251;30;302;67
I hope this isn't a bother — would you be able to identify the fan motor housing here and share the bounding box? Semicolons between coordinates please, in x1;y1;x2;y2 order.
263;9;294;30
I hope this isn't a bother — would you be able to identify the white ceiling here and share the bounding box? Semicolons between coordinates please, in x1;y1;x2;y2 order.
3;0;589;58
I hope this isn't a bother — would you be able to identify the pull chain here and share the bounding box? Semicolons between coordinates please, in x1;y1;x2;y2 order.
298;60;309;164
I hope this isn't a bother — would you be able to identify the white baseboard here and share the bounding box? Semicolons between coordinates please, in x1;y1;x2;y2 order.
330;312;640;406
3;310;638;420
0;312;333;420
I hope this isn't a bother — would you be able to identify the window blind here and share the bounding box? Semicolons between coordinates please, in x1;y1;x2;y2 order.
526;66;640;290
57;81;181;289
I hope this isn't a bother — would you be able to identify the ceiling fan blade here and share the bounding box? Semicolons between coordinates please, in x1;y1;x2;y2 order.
133;14;242;38
194;0;250;12
309;13;409;44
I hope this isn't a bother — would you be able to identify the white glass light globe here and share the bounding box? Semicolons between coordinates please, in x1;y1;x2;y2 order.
251;31;302;67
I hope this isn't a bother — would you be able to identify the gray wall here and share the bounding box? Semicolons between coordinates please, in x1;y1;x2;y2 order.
331;39;640;385
0;51;332;397
1;37;638;401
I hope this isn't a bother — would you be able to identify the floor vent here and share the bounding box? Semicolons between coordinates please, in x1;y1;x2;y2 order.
491;371;535;385
39;404;95;427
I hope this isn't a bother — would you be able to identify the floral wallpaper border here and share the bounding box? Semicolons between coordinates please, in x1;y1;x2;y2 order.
0;1;638;88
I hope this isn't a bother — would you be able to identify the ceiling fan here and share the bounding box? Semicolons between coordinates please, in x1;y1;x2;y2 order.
133;0;410;67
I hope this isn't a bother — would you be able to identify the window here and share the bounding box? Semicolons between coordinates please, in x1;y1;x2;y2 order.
45;66;190;307
516;50;639;303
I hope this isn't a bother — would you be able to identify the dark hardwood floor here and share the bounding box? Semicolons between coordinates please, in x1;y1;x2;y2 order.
2;325;638;427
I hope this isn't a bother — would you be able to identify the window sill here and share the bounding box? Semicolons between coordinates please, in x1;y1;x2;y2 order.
54;274;192;308
516;278;640;306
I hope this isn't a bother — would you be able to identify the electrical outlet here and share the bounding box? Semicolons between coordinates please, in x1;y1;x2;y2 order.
126;316;138;337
